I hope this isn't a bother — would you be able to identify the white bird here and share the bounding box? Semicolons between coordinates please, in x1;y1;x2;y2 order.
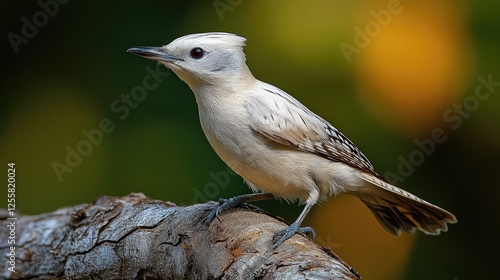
128;32;457;247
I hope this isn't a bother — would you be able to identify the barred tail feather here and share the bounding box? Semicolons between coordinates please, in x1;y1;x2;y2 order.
356;173;457;236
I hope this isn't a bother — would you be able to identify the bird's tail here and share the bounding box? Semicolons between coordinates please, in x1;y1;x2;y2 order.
355;173;457;236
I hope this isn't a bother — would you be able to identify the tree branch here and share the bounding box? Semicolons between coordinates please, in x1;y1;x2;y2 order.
0;193;360;279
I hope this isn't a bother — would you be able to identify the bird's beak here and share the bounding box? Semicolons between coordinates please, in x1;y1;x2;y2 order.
127;46;180;63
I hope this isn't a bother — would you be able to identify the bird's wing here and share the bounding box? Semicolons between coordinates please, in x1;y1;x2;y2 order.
245;85;378;176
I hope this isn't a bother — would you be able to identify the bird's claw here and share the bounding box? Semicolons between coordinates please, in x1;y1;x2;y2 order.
272;223;316;248
203;197;247;225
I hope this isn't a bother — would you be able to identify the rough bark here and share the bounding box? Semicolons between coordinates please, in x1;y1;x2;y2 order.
0;193;360;279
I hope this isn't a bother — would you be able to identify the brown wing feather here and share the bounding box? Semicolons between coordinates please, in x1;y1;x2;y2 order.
245;86;377;176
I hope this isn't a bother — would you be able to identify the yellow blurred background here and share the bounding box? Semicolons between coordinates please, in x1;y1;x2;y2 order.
2;0;499;279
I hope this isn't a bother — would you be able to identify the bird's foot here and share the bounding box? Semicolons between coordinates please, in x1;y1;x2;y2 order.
204;196;248;225
272;223;316;248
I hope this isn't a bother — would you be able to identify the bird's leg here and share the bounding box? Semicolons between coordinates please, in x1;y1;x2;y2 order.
204;193;275;224
272;202;316;248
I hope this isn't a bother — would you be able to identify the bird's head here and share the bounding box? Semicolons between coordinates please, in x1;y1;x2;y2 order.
128;32;251;90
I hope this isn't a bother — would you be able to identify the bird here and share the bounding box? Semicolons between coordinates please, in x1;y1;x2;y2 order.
127;32;457;247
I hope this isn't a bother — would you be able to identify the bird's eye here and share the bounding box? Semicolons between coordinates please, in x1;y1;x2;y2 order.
190;47;205;59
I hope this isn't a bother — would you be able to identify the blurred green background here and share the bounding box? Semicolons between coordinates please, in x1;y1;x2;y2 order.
1;0;499;279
